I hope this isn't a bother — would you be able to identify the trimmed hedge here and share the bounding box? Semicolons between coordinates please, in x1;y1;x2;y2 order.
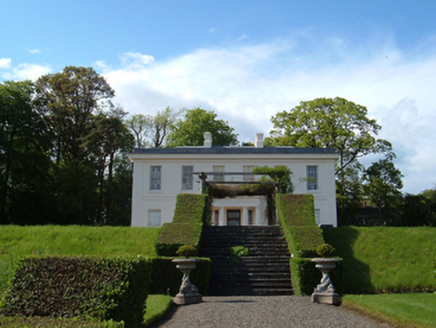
276;194;324;257
0;256;150;327
156;194;211;256
148;257;210;296
276;194;342;296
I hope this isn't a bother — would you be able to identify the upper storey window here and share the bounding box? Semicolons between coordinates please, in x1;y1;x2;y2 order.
213;165;225;181
306;165;318;190
182;166;194;190
150;166;162;190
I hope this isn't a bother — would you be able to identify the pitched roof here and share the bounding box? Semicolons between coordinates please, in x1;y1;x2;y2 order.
131;146;337;155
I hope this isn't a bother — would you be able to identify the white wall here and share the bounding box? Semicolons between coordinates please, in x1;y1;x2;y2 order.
130;152;339;227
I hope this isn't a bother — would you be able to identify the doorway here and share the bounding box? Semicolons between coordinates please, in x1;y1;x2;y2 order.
227;209;241;226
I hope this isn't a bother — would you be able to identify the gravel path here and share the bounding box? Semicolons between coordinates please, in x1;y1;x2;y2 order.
153;296;390;328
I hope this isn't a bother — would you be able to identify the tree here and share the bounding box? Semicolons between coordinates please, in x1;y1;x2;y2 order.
0;81;52;224
166;107;238;147
85;114;134;225
126;114;152;148
363;159;403;210
35;66;115;163
267;97;393;174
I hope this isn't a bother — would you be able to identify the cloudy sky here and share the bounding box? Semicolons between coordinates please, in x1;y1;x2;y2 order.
1;1;436;194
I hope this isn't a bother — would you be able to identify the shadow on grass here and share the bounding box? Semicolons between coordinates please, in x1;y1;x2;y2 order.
323;227;373;294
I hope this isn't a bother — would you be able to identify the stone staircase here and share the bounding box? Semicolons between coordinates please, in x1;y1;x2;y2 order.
200;226;293;296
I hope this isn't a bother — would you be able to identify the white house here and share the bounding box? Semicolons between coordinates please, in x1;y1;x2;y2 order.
129;133;340;227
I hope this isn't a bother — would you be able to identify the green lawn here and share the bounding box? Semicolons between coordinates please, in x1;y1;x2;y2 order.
0;225;160;297
324;226;436;293
343;293;436;327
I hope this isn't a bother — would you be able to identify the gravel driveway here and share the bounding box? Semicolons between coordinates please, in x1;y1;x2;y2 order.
152;296;390;328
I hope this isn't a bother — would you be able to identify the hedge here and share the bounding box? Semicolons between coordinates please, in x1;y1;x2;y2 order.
276;194;343;296
148;257;210;296
156;194;211;256
276;194;324;257
0;256;150;327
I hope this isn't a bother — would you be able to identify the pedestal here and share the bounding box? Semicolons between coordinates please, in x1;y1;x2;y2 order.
311;258;342;306
172;258;202;305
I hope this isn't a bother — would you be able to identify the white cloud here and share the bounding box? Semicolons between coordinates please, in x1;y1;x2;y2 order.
0;58;12;69
27;49;40;54
104;35;436;193
10;63;51;81
120;52;155;68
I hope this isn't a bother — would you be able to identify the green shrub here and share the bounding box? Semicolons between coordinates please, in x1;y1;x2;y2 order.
156;194;211;256
276;194;343;295
230;245;250;257
316;243;335;258
0;316;124;327
0;256;150;327
176;245;198;258
148;257;210;296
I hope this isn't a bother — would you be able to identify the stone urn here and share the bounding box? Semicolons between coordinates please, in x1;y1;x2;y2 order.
172;258;202;305
311;258;342;305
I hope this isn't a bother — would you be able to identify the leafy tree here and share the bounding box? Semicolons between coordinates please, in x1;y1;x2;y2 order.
126;107;180;148
166;107;238;147
267;97;393;174
35;66;115;163
267;97;402;225
126;114;152;148
363;159;403;210
0;81;52;224
85;114;134;225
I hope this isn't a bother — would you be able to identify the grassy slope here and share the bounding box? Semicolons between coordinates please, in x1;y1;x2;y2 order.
324;226;436;293
343;293;436;327
0;225;160;297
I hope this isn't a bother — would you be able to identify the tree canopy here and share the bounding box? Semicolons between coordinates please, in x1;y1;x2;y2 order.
166;107;238;147
267;97;393;174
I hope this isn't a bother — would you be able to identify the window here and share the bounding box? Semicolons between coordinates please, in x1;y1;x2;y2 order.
213;165;225;181
307;165;318;190
248;209;254;225
150;166;161;190
148;209;161;227
213;209;219;226
182;166;194;190
243;165;255;182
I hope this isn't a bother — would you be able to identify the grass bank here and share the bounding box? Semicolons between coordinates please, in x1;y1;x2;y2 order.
0;225;160;297
323;226;436;293
343;293;436;327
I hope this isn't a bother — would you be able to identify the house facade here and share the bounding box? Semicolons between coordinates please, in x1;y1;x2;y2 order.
129;133;340;227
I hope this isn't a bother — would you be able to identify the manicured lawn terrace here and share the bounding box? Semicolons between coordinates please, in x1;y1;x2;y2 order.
1;225;435;326
0;225;160;297
344;293;436;327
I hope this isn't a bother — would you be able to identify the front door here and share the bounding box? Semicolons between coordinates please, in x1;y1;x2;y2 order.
227;209;241;226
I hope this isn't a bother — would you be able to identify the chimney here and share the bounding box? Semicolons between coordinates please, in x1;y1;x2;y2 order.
204;132;212;148
255;133;264;148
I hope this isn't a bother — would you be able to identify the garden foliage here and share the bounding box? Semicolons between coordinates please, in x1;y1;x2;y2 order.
276;194;343;295
0;256;150;326
156;194;211;256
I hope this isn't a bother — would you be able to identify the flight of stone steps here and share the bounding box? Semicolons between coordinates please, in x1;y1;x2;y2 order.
200;226;293;296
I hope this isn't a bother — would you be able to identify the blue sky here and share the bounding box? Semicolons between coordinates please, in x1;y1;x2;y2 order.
2;1;436;194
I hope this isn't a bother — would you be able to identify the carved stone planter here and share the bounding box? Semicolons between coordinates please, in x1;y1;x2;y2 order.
311;258;342;306
172;258;202;305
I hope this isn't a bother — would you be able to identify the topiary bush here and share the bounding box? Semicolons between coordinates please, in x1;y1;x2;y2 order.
0;256;150;326
156;194;211;256
176;245;198;258
276;194;343;296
